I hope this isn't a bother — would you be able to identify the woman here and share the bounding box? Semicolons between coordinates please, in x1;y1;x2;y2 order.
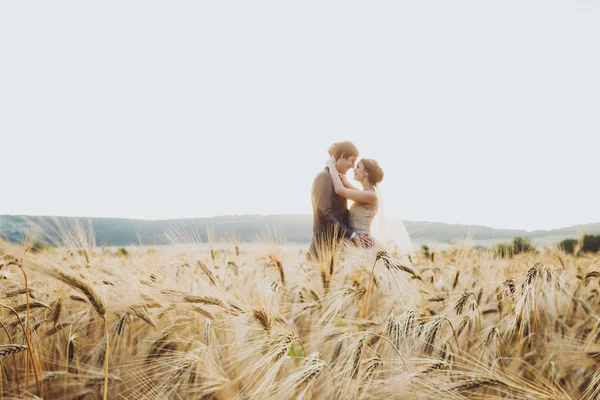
325;156;413;254
325;157;383;237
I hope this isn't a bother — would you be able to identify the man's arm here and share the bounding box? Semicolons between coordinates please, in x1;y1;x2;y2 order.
313;172;355;239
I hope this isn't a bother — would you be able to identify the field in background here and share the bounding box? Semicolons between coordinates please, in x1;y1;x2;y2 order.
1;235;600;399
3;214;599;250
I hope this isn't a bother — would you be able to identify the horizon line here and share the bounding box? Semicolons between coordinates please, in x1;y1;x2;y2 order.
2;213;598;234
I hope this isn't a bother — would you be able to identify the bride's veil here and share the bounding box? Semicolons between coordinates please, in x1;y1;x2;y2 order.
371;185;414;257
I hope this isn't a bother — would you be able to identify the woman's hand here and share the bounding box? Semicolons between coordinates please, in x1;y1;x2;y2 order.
325;158;337;171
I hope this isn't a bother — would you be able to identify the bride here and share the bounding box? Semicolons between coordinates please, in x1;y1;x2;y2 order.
325;157;413;255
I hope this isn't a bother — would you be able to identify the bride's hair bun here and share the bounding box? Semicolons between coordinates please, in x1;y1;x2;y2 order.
361;158;384;186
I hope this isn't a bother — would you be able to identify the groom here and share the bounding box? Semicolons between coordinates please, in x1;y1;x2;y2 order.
309;141;373;259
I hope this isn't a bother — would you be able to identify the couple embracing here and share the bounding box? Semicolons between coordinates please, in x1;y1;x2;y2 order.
309;141;412;259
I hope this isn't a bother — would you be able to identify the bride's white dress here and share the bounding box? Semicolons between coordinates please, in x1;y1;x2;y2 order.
349;200;414;255
349;202;377;234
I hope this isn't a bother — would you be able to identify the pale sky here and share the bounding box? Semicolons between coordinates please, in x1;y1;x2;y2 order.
1;1;598;231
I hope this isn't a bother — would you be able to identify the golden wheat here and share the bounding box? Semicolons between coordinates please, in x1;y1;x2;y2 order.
1;234;600;399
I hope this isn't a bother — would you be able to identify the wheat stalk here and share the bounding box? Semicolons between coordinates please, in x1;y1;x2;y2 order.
0;344;27;359
46;269;106;317
197;260;218;286
450;378;508;393
252;308;272;331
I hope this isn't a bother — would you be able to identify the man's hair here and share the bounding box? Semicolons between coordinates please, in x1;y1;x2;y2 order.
327;141;359;160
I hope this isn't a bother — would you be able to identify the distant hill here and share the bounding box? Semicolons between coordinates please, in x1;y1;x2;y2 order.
1;214;599;249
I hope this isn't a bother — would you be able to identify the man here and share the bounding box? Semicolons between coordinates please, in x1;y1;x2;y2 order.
309;141;373;259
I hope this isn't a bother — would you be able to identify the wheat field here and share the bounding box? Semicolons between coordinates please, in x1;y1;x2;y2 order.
1;230;600;399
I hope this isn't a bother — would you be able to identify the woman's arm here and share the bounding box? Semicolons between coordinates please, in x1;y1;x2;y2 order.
325;159;378;205
339;173;355;189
